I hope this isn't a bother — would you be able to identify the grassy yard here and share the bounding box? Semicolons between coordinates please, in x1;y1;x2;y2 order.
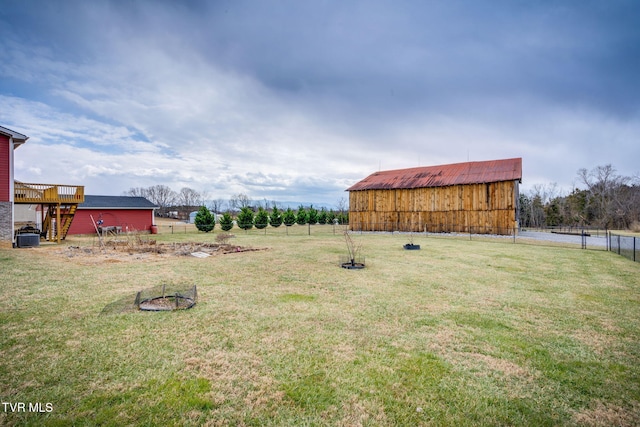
1;226;639;426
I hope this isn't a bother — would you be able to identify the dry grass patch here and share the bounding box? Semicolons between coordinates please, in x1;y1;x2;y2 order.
1;229;639;426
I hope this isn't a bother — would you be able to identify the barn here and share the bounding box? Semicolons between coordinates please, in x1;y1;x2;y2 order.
346;158;522;235
0;126;28;245
67;195;159;235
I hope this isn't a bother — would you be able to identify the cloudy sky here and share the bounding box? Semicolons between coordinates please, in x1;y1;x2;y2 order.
1;1;639;207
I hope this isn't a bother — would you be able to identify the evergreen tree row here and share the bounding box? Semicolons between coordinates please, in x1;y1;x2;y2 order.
194;205;349;232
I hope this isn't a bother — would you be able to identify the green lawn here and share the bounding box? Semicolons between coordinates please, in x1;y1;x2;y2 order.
1;227;639;426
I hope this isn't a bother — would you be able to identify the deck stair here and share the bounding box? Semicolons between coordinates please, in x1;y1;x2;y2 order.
14;181;84;243
41;203;78;242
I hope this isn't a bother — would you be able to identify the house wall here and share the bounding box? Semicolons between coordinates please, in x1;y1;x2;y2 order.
0;134;13;244
349;180;519;234
0;134;10;202
0;202;11;243
68;209;155;235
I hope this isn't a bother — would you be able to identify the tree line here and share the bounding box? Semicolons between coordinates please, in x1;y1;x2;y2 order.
123;185;348;224
519;164;640;230
194;205;349;232
126;163;638;232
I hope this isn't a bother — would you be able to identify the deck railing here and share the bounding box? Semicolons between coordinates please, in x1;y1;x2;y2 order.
14;181;85;204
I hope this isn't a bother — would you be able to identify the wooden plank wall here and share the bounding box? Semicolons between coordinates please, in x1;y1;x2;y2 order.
348;181;518;234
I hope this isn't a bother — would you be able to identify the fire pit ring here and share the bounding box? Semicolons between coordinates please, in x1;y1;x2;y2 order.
135;284;197;311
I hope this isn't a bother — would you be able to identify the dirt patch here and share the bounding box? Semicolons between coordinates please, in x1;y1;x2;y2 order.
51;241;266;264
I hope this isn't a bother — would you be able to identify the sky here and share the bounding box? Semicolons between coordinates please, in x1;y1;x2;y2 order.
1;0;639;208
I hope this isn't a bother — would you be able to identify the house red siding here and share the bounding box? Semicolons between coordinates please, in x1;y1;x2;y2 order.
68;209;155;235
0;134;10;202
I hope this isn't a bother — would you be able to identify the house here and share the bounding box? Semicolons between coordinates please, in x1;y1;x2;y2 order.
3;124;86;245
67;195;159;235
0;126;28;246
346;158;522;235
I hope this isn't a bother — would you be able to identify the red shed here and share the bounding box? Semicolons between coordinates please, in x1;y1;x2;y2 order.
67;195;158;235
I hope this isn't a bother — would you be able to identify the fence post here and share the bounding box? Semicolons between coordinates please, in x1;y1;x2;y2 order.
635;236;637;262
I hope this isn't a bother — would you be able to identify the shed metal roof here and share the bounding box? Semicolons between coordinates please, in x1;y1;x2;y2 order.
346;158;522;191
78;195;159;209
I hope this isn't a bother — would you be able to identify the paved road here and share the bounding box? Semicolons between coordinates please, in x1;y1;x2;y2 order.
517;230;607;248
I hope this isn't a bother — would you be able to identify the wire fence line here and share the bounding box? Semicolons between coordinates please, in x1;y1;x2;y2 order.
609;233;640;263
151;221;621;252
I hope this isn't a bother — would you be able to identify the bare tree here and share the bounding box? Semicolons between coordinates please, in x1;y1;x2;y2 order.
177;187;201;208
199;189;211;207
124;187;149;198
229;193;252;211
146;185;177;215
526;183;554;227
578;164;630;228
208;198;226;214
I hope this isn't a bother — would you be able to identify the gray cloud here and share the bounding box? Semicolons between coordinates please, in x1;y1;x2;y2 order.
1;1;639;205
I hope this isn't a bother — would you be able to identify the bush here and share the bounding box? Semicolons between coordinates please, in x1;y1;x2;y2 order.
283;207;296;227
255;207;269;229
270;206;283;228
237;207;254;230
296;205;308;225
216;233;234;245
307;205;318;225
219;212;234;231
194;206;215;232
317;208;328;225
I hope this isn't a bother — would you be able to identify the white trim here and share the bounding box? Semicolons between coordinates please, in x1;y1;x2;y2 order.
9;137;15;244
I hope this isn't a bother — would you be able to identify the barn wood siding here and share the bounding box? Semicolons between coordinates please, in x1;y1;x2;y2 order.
349;180;518;234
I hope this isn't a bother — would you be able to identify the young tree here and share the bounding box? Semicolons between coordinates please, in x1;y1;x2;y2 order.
296;205;308;225
219;212;234;231
283;207;296;227
194;206;215;232
343;230;363;267
269;205;283;228
307;205;319;225
317;208;328;225
336;197;348;220
326;209;337;225
254;207;269;229
237;207;254;230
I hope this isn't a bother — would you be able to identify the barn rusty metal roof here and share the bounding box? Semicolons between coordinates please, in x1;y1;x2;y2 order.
346;158;522;191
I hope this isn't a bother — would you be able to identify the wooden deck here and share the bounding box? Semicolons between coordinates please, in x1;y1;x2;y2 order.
14;181;84;204
14;181;84;243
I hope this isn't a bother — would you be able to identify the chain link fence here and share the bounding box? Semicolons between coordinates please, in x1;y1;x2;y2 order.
150;221;619;251
609;233;639;263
